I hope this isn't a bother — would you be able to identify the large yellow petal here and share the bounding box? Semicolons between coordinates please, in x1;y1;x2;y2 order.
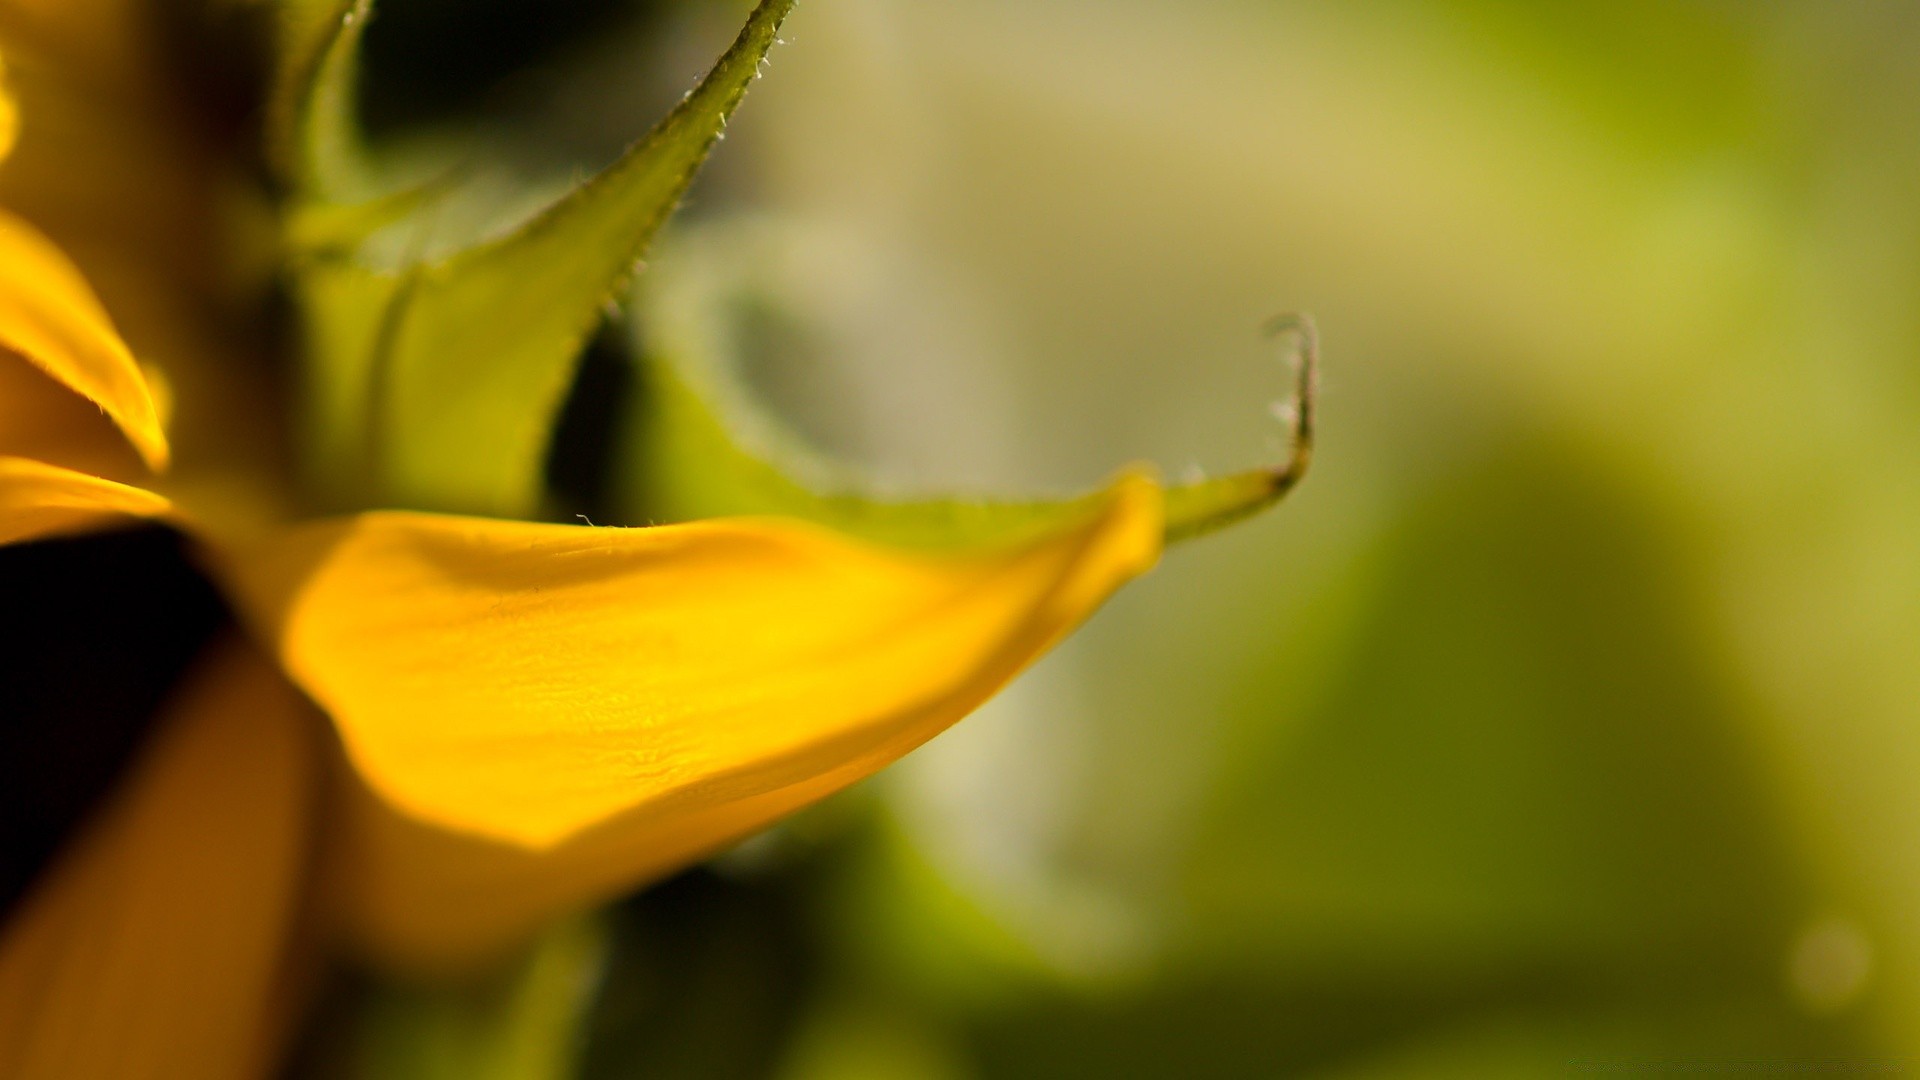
227;472;1161;968
0;210;167;469
0;637;318;1079
0;455;168;545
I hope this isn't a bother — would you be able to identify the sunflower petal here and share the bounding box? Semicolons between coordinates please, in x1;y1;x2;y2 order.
0;638;317;1079
225;472;1160;967
0;211;168;470
0;58;18;164
0;455;169;545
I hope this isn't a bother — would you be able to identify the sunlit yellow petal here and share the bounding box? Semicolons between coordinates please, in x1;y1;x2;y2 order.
0;637;317;1079
276;474;1159;848
226;472;1160;967
0;454;168;545
0;210;167;469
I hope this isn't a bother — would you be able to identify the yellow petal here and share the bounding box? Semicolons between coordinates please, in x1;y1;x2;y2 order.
1;12;302;531
0;57;18;164
227;472;1161;968
0;455;168;545
0;210;167;469
0;637;317;1079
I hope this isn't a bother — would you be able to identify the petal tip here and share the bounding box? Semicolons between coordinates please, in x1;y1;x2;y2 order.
0;213;174;472
1100;465;1169;573
121;397;171;473
0;456;172;546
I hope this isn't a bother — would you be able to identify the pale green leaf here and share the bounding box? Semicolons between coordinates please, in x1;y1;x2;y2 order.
616;227;1314;549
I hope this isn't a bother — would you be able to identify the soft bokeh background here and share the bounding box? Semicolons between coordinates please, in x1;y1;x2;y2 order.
342;0;1920;1073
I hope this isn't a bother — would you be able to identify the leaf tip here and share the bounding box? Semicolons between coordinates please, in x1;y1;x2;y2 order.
1161;312;1318;544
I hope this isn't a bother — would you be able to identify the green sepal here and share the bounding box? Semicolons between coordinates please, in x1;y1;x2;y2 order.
264;0;374;196
1163;464;1309;545
285;0;796;516
617;227;1315;549
283;182;435;257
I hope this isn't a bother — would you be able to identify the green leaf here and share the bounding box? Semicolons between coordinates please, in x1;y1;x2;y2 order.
287;0;795;516
289;255;413;507
616;225;1315;549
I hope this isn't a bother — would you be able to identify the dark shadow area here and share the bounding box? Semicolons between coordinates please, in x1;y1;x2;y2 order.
152;0;273;152
579;864;821;1080
357;0;670;135
544;326;638;525
0;526;229;916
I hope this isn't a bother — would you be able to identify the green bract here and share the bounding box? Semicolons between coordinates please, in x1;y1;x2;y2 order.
269;0;1311;535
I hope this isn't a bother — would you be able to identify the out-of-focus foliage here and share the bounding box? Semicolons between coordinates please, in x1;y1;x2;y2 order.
305;0;1920;1073
617;222;1311;551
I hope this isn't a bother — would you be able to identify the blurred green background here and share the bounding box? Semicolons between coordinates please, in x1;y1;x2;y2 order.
337;0;1920;1073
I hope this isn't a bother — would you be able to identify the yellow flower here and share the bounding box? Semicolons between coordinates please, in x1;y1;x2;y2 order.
0;1;1307;1074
